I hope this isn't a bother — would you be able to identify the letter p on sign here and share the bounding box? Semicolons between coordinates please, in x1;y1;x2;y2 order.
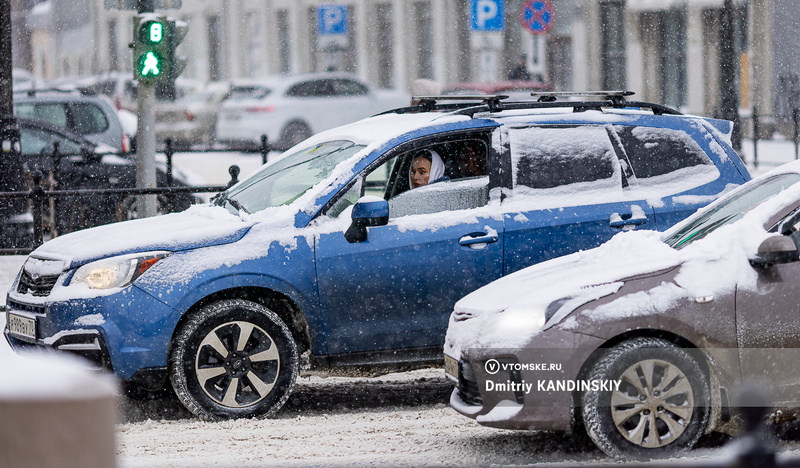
471;0;505;32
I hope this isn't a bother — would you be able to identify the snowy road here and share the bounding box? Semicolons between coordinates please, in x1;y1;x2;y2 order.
4;140;800;467
114;368;607;468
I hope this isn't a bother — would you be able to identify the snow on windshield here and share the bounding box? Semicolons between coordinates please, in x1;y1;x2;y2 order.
445;166;800;359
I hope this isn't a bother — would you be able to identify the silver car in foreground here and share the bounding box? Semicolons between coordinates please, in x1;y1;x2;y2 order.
445;160;800;459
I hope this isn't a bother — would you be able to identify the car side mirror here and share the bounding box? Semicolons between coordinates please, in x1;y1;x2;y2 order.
750;235;800;267
344;197;389;243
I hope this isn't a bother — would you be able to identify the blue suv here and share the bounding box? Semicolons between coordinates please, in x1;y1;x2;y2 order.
5;92;750;419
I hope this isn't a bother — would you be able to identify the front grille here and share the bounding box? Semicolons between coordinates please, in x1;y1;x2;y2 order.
457;360;483;406
17;270;60;296
6;299;46;315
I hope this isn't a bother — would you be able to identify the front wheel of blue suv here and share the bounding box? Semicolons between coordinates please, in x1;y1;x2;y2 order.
169;299;299;420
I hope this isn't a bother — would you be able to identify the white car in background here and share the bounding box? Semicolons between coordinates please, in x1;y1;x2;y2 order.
214;72;410;150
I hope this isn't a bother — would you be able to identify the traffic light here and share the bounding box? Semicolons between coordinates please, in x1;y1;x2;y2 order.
133;13;169;83
167;19;188;81
156;18;189;100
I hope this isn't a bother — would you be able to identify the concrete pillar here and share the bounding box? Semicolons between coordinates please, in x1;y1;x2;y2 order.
355;0;369;81
392;0;408;90
685;3;705;114
625;8;644;96
0;353;118;468
749;0;773;118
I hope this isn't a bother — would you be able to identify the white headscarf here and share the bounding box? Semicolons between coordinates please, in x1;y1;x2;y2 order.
410;149;446;188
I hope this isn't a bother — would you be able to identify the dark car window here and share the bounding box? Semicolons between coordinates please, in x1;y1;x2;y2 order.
331;79;368;96
71;103;109;134
227;85;271;100
510;126;618;189
664;173;800;249
19;125;85;157
286;80;336;97
614;125;714;179
15;103;68;128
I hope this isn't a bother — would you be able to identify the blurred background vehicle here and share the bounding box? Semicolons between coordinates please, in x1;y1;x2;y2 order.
155;81;230;149
16;116;198;235
14;88;132;153
12;68;37;91
215;72;409;151
441;80;554;100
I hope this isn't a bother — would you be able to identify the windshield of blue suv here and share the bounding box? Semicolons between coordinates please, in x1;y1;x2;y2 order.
663;173;800;249
216;140;365;214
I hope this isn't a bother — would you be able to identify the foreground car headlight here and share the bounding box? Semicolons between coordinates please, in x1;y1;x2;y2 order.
71;251;171;289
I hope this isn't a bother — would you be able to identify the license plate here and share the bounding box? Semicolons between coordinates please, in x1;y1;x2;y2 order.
7;312;36;341
444;353;459;382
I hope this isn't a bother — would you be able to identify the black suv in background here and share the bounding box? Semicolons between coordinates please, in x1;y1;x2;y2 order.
1;117;196;248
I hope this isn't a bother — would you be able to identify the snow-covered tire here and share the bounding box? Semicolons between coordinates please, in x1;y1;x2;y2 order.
581;337;709;459
169;299;299;420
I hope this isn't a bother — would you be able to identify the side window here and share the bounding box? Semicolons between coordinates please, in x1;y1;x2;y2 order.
19;126;83;157
331;79;369;96
510;126;620;191
286;80;335;97
614;125;717;181
15;103;69;128
325;138;491;219
71;103;110;134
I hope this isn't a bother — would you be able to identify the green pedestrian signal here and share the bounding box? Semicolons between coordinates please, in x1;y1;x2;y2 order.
132;14;169;83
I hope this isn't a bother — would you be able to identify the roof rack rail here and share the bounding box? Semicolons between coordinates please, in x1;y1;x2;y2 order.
378;90;682;117
531;90;633;106
14;87;92;98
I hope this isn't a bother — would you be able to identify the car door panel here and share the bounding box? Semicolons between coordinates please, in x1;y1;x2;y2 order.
503;125;656;275
315;210;504;355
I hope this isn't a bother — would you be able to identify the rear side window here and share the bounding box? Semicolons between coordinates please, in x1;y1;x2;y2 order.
287;80;335;97
615;126;714;179
71;103;109;134
20;126;84;157
15;103;68;128
511;126;619;190
331;79;368;96
227;86;271;100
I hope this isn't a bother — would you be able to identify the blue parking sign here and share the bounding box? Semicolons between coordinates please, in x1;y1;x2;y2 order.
470;0;505;32
318;5;348;35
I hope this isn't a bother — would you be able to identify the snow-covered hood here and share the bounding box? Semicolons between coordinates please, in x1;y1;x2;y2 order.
33;205;253;268
445;231;681;358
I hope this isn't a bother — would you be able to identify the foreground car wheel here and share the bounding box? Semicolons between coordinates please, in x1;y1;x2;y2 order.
581;337;710;459
170;299;299;420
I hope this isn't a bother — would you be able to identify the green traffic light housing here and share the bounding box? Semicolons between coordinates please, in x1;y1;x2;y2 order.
133;13;169;83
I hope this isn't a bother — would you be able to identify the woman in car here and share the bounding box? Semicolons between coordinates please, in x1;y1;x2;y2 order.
409;149;448;188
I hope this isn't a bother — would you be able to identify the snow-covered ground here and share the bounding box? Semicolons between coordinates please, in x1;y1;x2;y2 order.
3;139;800;467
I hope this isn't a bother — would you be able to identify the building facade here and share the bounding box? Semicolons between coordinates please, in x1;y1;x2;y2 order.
15;0;798;135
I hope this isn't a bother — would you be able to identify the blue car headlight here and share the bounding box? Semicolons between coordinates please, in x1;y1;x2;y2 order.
71;251;171;290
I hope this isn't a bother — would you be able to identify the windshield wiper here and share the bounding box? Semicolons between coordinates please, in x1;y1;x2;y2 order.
226;197;250;215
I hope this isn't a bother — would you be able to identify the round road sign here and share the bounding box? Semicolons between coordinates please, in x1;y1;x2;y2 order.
519;0;555;35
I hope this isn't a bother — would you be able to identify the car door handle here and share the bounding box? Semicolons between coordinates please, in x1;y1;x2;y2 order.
459;232;499;247
609;213;648;229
